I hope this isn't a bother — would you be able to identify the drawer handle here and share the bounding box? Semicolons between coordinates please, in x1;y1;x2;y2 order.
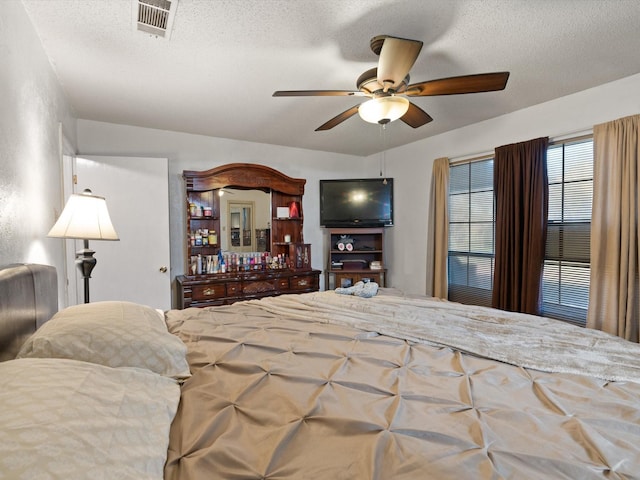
298;279;308;286
203;288;215;296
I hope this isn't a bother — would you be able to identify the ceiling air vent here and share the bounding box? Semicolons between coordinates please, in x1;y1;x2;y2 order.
134;0;178;39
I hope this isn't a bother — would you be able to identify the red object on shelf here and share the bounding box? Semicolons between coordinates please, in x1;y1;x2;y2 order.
288;201;300;218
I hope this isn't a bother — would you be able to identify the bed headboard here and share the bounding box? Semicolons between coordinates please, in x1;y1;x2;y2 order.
0;263;58;361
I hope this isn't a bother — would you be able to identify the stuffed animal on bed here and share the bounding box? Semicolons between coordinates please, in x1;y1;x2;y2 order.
335;281;378;298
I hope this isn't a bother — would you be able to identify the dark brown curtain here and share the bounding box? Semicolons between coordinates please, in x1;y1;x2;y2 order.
492;137;549;315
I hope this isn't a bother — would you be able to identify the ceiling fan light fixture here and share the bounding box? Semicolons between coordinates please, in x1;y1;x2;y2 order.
358;96;409;125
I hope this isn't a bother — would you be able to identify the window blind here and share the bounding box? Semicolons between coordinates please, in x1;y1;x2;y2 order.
448;158;494;307
542;139;593;326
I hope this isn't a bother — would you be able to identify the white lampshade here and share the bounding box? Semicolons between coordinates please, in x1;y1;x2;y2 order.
358;96;410;124
48;189;119;241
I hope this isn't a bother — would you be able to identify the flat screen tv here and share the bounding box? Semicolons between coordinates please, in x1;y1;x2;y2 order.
320;178;393;228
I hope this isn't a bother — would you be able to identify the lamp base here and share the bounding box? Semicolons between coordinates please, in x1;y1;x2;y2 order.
75;240;96;303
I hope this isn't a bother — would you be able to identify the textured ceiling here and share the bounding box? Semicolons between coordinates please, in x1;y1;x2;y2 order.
21;0;640;156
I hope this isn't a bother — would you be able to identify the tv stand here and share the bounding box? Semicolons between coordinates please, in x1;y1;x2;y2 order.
325;228;386;290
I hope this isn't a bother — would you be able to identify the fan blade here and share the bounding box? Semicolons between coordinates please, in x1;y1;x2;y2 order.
273;90;365;97
377;36;423;91
406;72;510;96
400;102;433;128
315;105;360;131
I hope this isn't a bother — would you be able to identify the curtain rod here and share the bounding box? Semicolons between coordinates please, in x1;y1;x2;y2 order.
448;128;593;166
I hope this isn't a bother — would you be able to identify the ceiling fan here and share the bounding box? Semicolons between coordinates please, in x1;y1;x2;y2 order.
273;35;510;131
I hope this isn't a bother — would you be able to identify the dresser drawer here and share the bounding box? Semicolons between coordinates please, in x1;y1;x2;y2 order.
243;279;276;295
192;283;226;301
225;282;241;296
290;275;316;291
177;270;320;309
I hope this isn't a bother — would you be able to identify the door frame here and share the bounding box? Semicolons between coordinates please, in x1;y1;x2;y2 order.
227;200;255;253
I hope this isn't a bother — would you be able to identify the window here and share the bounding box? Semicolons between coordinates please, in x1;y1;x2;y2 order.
448;158;495;307
447;138;593;326
542;139;593;326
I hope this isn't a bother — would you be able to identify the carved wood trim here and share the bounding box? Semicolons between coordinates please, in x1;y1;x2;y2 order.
243;280;276;294
184;163;305;195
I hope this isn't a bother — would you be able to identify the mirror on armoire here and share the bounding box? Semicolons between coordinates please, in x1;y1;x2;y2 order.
218;189;270;252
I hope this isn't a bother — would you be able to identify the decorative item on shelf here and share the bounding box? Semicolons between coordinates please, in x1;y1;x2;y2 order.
370;261;382;270
189;203;197;216
296;244;311;269
285;243;312;271
288;201;300;218
203;206;212;217
284;234;291;243
220;252;226;273
336;235;355;251
191;258;197;275
269;253;287;269
276;206;290;219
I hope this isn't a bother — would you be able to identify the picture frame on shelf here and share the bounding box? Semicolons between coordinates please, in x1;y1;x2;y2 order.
276;206;290;218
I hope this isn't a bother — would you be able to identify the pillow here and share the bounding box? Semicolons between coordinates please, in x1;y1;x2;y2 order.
18;301;190;379
0;357;180;479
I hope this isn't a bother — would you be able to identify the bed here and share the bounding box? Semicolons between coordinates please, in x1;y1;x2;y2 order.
2;264;640;479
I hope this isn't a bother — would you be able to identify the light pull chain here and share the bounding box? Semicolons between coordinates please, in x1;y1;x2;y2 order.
379;123;388;184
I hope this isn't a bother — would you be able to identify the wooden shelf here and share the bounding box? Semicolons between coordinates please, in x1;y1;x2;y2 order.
329;268;386;273
325;228;386;290
330;250;383;254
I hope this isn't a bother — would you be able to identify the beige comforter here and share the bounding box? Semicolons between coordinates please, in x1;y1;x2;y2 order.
165;291;640;479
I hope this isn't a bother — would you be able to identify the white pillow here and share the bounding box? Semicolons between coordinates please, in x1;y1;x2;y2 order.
18;301;190;379
0;357;180;479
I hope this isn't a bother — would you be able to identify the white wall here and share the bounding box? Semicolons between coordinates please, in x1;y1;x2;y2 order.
0;1;77;306
383;73;640;296
76;120;372;297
